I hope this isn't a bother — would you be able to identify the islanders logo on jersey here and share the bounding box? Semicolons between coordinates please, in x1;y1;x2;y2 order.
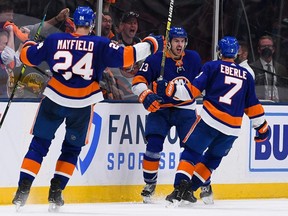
171;76;190;85
168;76;193;101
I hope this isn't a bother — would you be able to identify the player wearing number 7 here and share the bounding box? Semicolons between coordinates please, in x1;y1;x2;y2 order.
12;6;163;211
158;36;270;206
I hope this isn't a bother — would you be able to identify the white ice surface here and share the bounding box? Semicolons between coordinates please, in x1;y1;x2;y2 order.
1;199;288;216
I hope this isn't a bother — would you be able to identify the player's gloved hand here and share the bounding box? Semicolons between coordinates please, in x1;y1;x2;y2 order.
152;79;168;97
143;34;164;54
165;81;177;97
139;89;163;112
254;120;270;142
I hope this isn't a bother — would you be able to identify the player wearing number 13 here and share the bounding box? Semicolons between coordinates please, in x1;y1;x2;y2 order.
161;36;270;205
12;6;163;211
131;27;202;203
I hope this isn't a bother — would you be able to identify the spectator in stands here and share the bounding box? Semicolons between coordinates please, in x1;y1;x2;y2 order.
250;35;288;102
0;0;71;98
1;0;70;41
101;12;115;39
0;29;19;97
99;11;124;100
235;41;255;79
110;11;142;100
103;0;117;13
0;1;23;98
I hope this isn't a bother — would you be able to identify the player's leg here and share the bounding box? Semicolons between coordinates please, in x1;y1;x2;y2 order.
48;105;91;212
48;141;82;211
12;98;61;209
141;111;169;203
141;134;165;202
165;147;200;204
190;132;237;203
12;136;53;208
200;178;214;204
166;119;213;205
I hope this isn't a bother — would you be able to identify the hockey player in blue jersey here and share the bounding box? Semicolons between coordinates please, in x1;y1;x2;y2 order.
131;27;202;203
11;6;163;211
159;36;270;206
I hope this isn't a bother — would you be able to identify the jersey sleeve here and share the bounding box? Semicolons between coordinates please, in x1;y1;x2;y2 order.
244;77;265;127
101;40;152;69
131;55;158;96
20;38;50;66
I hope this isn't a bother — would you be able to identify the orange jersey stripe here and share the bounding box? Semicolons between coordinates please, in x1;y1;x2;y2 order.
85;105;94;144
191;85;201;98
160;100;194;108
177;160;195;176
48;77;100;98
143;159;159;171
203;100;242;127
21;158;41;175
244;104;265;118
194;163;211;182
183;115;201;143
20;46;35;67
132;75;148;86
30;97;44;135
56;160;75;176
123;46;134;68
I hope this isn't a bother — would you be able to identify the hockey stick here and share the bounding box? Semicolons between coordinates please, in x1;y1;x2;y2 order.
158;0;174;81
0;1;52;129
32;66;52;78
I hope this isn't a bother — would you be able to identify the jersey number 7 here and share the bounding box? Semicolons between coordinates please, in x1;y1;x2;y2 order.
219;76;243;105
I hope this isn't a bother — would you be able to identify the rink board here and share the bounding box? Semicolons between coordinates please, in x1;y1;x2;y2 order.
0;102;288;204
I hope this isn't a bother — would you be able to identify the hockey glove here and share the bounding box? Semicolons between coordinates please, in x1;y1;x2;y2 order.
152;79;168;97
139;89;162;112
165;81;177;97
254;120;270;142
143;34;164;54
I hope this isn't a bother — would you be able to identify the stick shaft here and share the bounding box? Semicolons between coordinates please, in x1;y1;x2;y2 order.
159;0;174;80
0;1;51;129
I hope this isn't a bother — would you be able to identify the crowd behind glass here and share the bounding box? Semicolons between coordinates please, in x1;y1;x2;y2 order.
0;0;287;103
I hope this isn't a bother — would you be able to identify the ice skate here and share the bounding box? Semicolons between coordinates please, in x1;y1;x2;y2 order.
182;188;197;204
141;183;156;203
165;188;181;208
165;179;190;207
12;179;32;211
48;178;64;212
200;184;214;205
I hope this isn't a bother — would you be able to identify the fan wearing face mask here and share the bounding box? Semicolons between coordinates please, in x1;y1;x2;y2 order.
250;35;288;102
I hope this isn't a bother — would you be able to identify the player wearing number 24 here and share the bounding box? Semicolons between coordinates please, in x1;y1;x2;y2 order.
157;36;270;205
12;6;163;210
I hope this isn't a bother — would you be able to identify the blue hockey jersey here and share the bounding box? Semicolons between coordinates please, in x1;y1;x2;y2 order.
132;50;202;108
20;32;152;107
175;59;265;136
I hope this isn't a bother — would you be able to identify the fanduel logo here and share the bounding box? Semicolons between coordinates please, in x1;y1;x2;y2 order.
77;112;102;175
